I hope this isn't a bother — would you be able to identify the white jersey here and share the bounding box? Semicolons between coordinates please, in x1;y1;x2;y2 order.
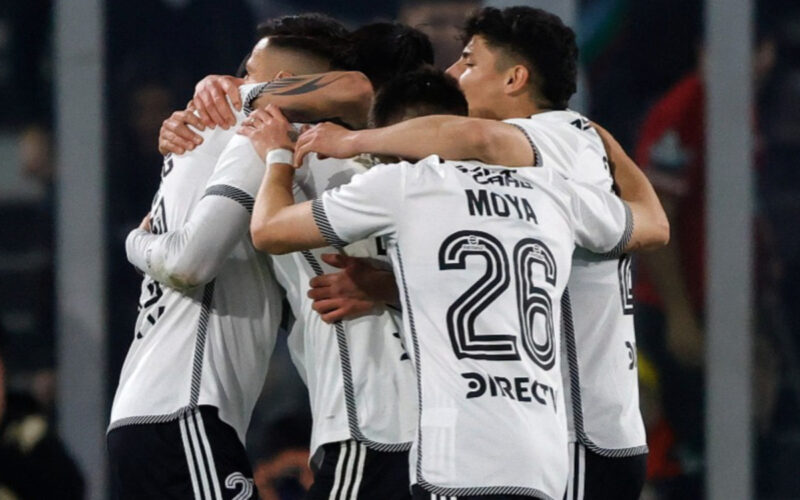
312;155;632;499
506;110;648;456
110;88;283;443
273;153;417;459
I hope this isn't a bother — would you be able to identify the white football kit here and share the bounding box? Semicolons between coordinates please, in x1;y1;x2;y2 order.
506;111;648;457
110;86;283;444
273;152;417;460
311;155;632;499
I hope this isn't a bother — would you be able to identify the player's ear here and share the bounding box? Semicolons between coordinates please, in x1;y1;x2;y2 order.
274;70;295;80
504;65;530;95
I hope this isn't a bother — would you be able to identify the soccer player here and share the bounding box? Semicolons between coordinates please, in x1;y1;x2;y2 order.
148;21;438;500
107;16;365;500
242;99;665;500
293;7;665;499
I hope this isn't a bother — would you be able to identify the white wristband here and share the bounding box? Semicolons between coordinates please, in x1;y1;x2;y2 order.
266;148;294;166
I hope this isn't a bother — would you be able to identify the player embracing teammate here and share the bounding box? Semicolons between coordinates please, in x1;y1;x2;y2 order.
125;5;669;500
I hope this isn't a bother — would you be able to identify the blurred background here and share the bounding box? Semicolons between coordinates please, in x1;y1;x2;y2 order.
1;0;799;498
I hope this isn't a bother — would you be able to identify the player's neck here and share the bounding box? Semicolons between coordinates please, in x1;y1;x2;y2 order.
493;96;543;120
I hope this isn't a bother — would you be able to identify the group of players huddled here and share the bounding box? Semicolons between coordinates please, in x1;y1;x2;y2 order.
107;6;669;500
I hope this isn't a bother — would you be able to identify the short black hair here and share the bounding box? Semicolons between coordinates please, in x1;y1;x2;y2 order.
465;6;577;109
370;67;468;127
346;22;435;91
236;13;351;76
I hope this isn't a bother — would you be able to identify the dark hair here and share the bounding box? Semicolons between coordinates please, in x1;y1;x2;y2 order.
346;22;434;90
370;67;468;127
235;13;351;75
465;6;577;109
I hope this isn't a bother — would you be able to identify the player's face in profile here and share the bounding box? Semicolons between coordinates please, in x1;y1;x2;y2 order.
243;37;293;84
446;35;506;119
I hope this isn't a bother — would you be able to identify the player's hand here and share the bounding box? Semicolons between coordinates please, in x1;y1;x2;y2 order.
238;104;297;161
158;107;206;155
294;122;358;166
307;254;384;323
139;213;152;232
193;74;244;129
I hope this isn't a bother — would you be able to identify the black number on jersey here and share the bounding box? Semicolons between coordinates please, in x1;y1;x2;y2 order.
514;239;558;370
438;231;558;369
618;254;634;315
136;279;164;339
439;231;518;360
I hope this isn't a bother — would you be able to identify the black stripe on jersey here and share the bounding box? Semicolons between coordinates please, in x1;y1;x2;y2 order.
190;282;215;406
599;202;633;259
562;289;649;458
311;198;349;249
507;123;544;167
204;184;254;214
301;250;411;453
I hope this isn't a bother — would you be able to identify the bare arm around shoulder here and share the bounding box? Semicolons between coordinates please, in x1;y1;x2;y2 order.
160;72;373;155
294;115;534;166
594;123;670;252
249;71;373;129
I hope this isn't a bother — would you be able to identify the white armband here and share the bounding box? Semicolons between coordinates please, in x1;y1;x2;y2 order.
266;148;294;167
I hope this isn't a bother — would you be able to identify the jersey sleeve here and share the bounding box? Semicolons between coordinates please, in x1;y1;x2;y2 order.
125;135;265;290
311;162;405;248
567;180;633;257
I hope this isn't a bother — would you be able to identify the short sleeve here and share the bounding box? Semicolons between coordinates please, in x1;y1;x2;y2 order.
567;180;632;257
312;162;405;248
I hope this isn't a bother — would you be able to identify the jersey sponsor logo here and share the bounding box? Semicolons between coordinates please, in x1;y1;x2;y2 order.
465;189;538;224
454;163;534;189
461;371;558;412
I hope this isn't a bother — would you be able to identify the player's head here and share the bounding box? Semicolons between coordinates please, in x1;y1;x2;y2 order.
446;6;577;119
346;22;434;91
239;13;350;82
370;67;468;127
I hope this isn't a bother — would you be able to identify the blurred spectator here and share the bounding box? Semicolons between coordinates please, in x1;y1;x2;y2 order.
0;335;85;499
398;0;479;69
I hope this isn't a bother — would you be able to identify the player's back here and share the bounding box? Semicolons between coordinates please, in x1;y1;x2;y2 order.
273;153;416;458
317;155;629;497
110;102;283;443
506;111;647;455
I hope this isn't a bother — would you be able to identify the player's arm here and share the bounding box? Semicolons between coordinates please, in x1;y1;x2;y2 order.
243;106;327;255
245;105;400;255
593;123;670;252
126;196;251;290
248;71;372;129
160;72;373;155
127;138;267;290
294;115;533;166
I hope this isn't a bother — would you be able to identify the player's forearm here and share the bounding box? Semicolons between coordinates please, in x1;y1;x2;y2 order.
595;123;669;251
251;162;306;254
350;115;531;166
126;200;249;289
252;72;373;129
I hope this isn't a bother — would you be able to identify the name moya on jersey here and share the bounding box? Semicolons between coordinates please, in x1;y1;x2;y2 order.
465;189;539;224
461;371;558;413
